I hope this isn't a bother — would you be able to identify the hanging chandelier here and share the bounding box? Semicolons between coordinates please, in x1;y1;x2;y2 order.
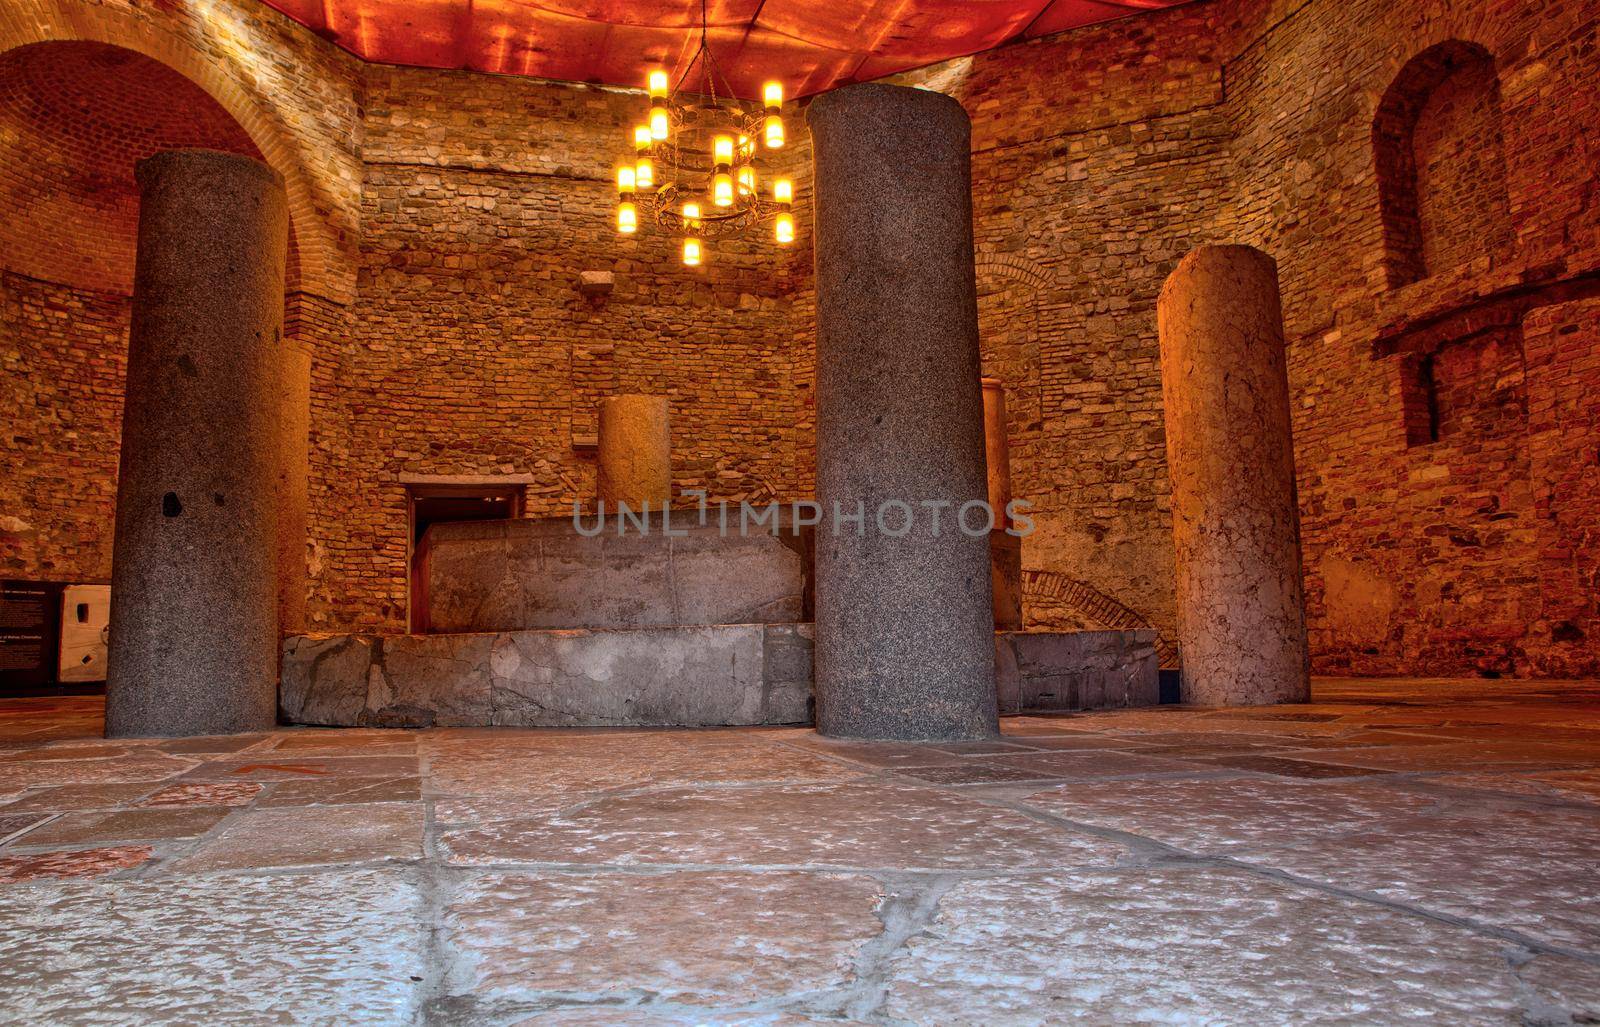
614;0;795;266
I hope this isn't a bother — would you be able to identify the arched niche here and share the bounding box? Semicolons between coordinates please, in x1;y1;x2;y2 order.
1373;40;1514;287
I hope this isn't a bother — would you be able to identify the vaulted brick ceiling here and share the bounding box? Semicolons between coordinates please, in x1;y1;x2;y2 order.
261;0;1190;98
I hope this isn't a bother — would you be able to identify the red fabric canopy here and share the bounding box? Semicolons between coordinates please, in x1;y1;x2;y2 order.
261;0;1190;99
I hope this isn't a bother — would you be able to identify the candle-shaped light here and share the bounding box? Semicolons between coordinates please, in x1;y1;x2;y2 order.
616;166;636;195
682;236;703;266
763;80;784;149
738;166;756;196
682;201;701;229
648;68;670;139
774;212;794;244
618;201;638;234
634;125;652;154
712;134;735;207
635;156;654;190
773;178;793;205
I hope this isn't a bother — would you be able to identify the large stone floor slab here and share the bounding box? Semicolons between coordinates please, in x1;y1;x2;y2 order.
0;679;1598;1023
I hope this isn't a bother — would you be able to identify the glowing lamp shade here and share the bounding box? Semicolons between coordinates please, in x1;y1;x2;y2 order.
713;172;734;207
765;116;784;149
634;125;651;152
773;178;793;204
738;166;756;195
713;135;735;166
763;81;783;109
647;69;669;99
617;201;638;234
634;157;654;190
775;212;794;244
682;201;701;229
649;106;670;140
682;237;703;266
616;166;636;194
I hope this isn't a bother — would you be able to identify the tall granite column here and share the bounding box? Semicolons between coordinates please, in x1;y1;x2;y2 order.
596;395;671;507
1157;244;1310;705
106;150;288;737
808;83;998;740
277;340;312;635
983;377;1023;630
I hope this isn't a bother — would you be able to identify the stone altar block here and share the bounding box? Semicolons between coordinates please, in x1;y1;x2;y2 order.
419;512;808;634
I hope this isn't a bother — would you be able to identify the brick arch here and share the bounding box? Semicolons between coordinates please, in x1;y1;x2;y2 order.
0;3;344;302
975;254;1056;292
1372;40;1513;288
1022;569;1179;668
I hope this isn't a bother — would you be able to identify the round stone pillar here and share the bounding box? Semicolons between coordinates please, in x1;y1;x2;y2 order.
106;150;288;737
277;341;312;635
808;83;998;740
982;378;1023;630
1157;244;1310;705
596;395;671;507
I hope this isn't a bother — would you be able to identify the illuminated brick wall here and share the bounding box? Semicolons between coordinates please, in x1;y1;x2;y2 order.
2;0;1596;676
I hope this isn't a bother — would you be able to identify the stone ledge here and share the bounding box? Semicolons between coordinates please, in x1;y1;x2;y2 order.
281;623;815;729
994;630;1160;714
282;625;1159;728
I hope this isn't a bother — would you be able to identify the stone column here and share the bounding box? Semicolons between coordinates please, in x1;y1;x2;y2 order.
808;83;998;740
1157;244;1310;706
982;378;1023;629
596;395;671;507
106;150;288;737
277;341;312;635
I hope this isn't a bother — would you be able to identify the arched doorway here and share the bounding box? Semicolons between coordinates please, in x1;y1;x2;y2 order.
0;41;303;697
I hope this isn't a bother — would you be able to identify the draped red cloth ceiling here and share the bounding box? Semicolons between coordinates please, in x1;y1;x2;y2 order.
260;0;1189;99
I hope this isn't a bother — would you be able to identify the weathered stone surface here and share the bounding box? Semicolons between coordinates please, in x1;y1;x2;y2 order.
438;872;881;1013
884;867;1548;1023
281;623;816;728
490;625;766;727
439;779;1127;870
994;630;1160;713
171;803;423;872
0;869;425;1023
421;514;805;633
1018;775;1600;951
280;633;375;726
596;394;671;506
105;150;289;738
1158;245;1310;706
982;380;1024;631
762;623;816;724
809;82;998;741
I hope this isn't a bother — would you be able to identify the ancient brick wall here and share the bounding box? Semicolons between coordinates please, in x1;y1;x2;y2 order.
3;0;1596;676
309;67;812;630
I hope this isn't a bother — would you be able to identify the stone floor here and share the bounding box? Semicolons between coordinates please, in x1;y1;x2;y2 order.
1;680;1598;1024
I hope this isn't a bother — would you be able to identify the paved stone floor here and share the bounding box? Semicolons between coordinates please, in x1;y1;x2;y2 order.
1;679;1598;1024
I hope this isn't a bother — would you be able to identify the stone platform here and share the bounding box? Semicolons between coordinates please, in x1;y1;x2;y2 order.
280;626;1155;728
281;623;814;729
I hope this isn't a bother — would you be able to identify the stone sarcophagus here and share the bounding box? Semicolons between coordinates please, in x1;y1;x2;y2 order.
416;511;811;634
